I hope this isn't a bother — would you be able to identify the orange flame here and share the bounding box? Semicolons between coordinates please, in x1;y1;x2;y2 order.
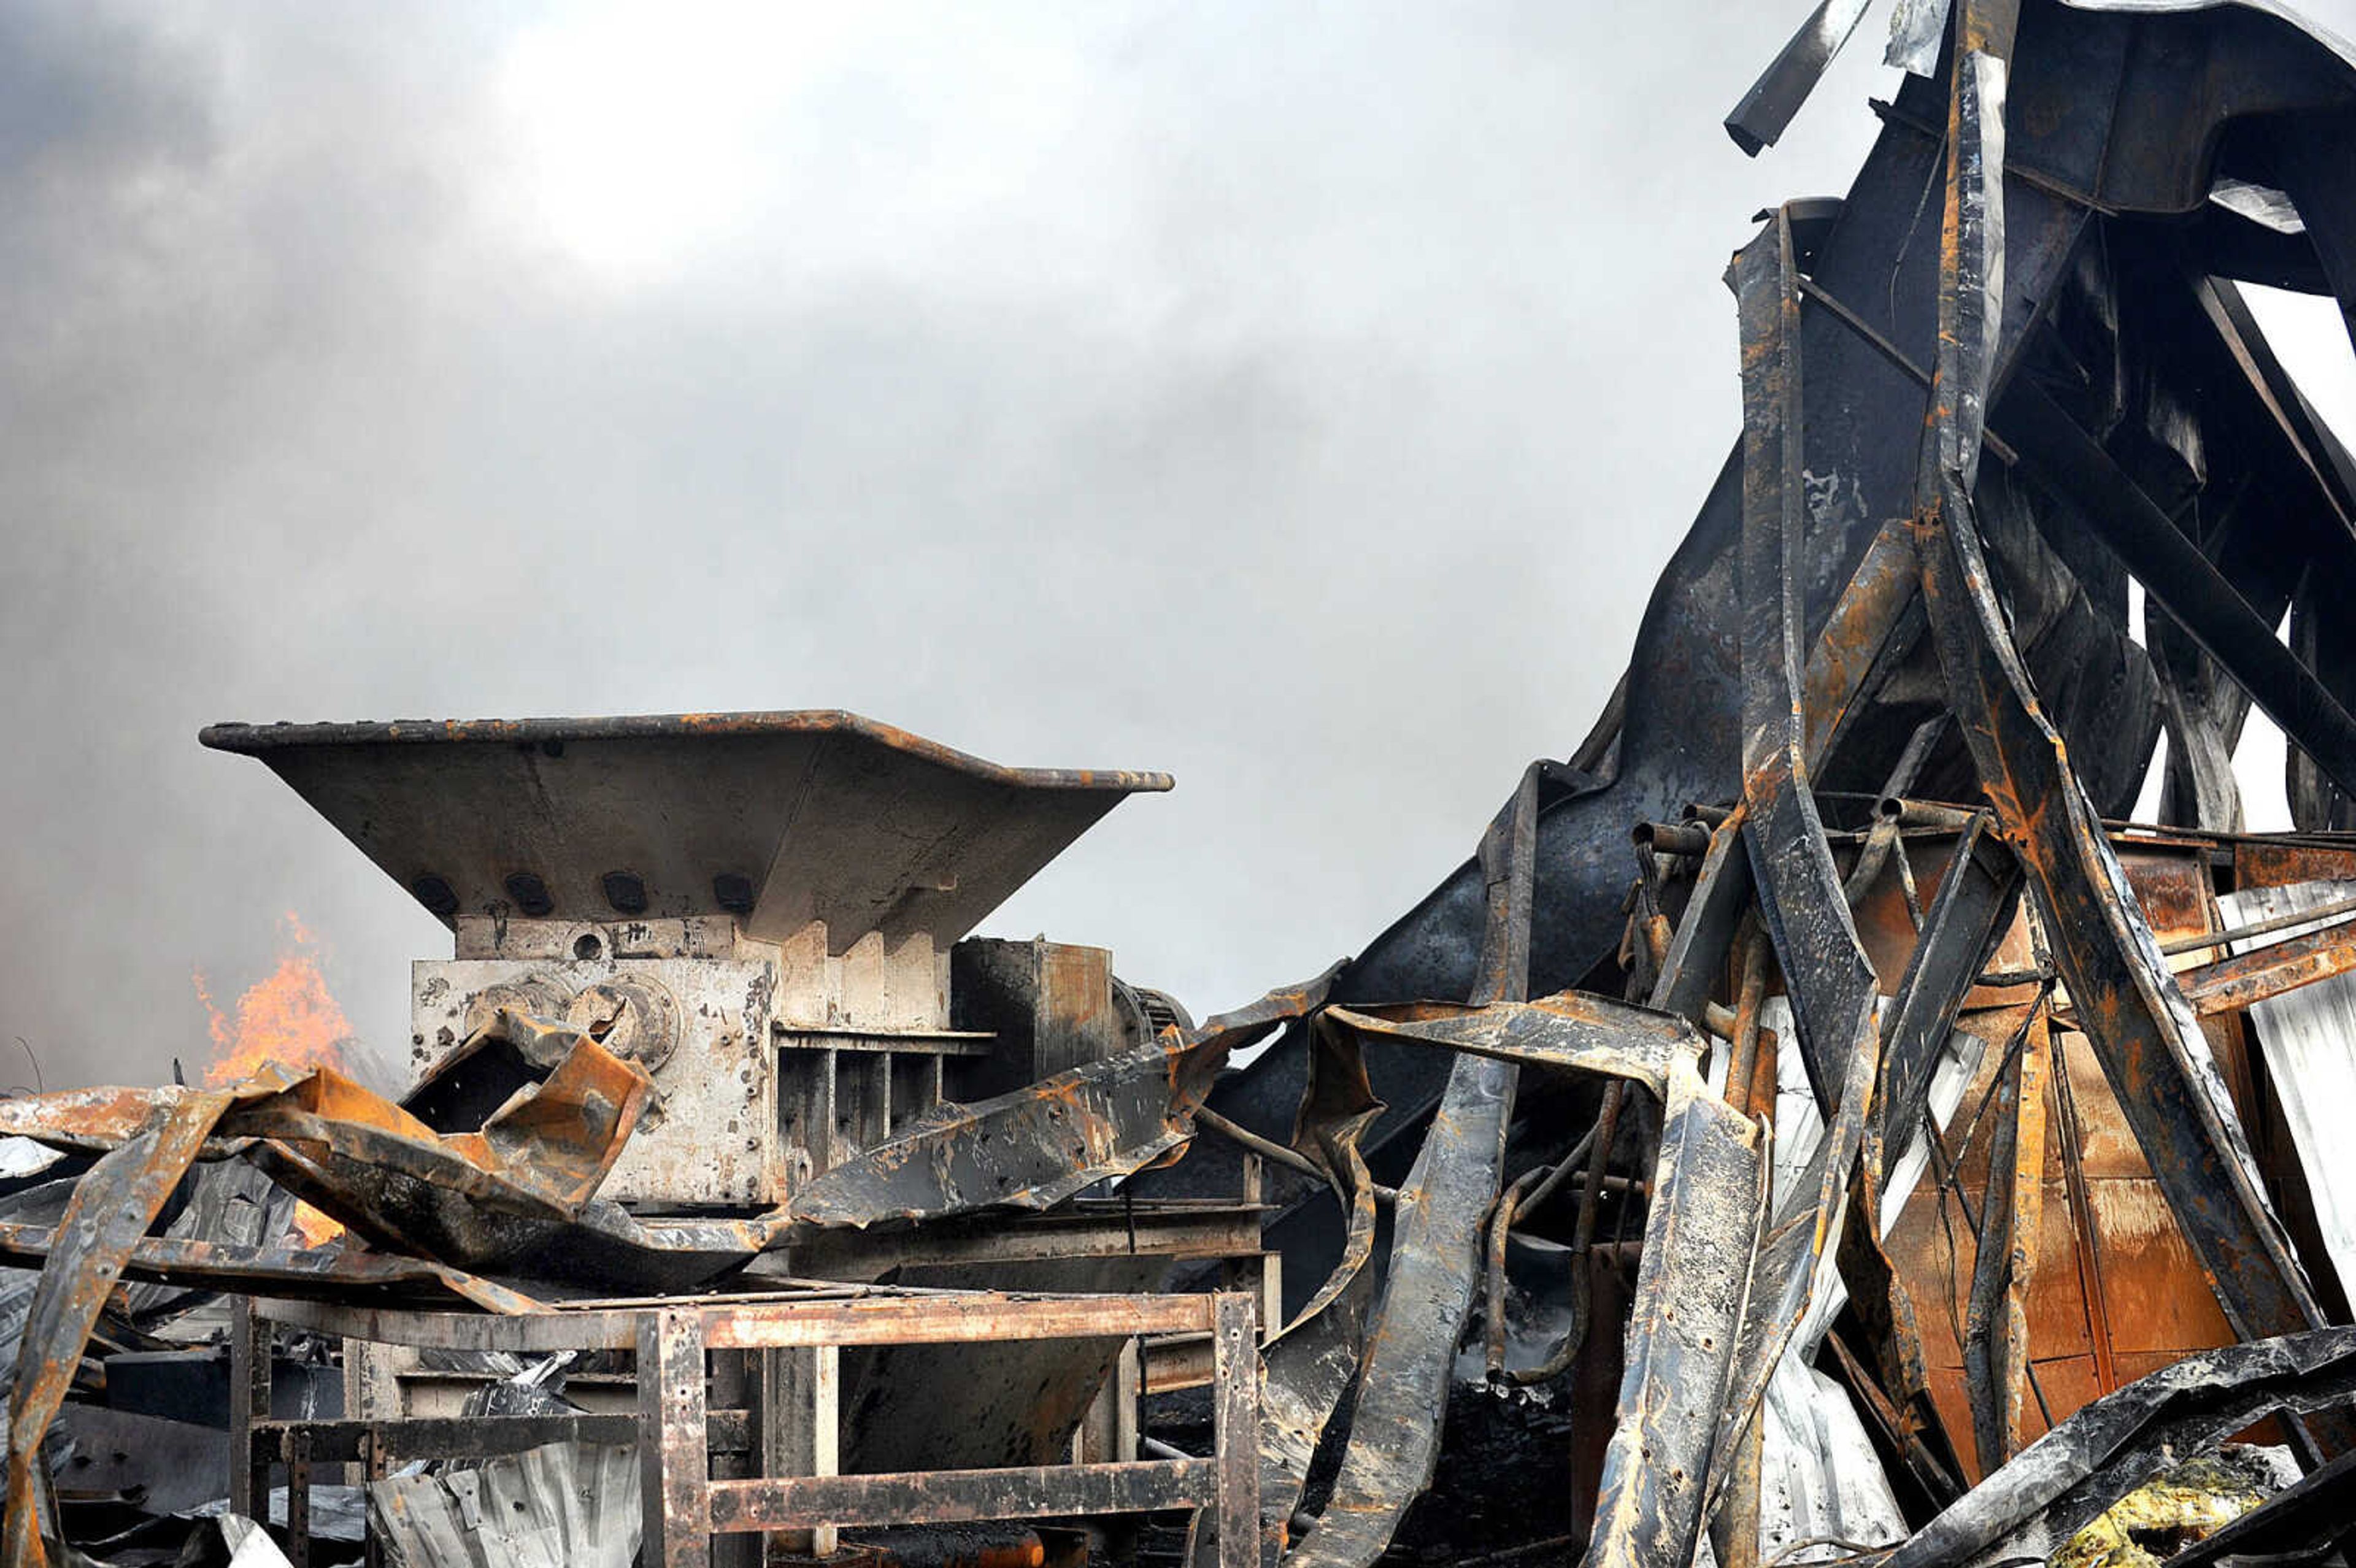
193;913;355;1086
193;913;354;1247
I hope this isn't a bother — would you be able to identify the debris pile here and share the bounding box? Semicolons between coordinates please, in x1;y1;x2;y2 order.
6;0;2356;1563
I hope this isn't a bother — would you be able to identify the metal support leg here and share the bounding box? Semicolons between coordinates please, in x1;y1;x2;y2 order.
1074;1340;1142;1466
360;1429;390;1568
229;1296;273;1528
712;1351;760;1568
762;1343;840;1558
639;1308;713;1568
1209;1293;1261;1568
286;1428;313;1568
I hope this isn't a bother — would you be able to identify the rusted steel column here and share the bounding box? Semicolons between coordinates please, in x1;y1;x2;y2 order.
1908;0;2343;1459
1733;204;1884;1119
639;1308;713;1568
1961;1013;2048;1475
285;1427;314;1568
1210;1293;1261;1568
229;1294;274;1529
2004;1017;2049;1459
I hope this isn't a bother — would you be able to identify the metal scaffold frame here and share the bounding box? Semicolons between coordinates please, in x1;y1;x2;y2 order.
230;1285;1263;1568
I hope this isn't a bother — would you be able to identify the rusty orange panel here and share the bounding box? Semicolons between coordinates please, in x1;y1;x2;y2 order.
2117;847;2219;947
2233;841;2356;892
2082;1178;2238;1356
2024;1178;2095;1362
1847;833;1962;996
2116;848;2261;1122
2019;1356;2103;1448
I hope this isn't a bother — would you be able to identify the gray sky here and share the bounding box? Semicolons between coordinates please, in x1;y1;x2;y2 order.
4;1;2353;1093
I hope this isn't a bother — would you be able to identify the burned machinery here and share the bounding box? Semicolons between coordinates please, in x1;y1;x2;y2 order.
202;712;1187;1212
7;1;2356;1566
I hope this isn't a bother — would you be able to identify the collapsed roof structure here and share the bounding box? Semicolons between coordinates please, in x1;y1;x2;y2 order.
6;0;2356;1563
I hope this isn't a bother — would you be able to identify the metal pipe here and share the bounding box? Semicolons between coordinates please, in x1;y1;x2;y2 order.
2155;891;2356;956
1634;821;1715;858
1191;1104;1398;1204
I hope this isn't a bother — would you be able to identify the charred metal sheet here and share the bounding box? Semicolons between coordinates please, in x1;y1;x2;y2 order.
120;1161;293;1329
201;711;1169;945
1724;0;1879;154
1258;1245;1372;1558
1277;1047;1514;1568
238;1021;652;1247
1271;1017;1385;1340
1883;1326;2356;1567
789;967;1340;1229
1887;0;1954;73
5;1087;233;1568
1580;1053;1770;1568
0;1224;542;1312
2001;375;2356;802
1318;994;1699;1098
1283;766;1542;1568
371;1438;641;1568
1255;1012;1388;1557
0;1039;735;1295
